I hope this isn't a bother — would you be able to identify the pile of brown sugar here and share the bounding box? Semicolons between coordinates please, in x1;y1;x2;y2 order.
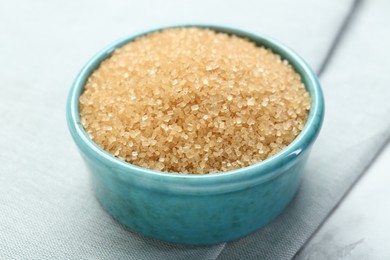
79;27;311;174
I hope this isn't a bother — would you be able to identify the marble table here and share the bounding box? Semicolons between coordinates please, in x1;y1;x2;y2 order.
296;143;390;259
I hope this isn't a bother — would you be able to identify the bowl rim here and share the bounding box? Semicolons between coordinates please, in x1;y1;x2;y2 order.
66;24;324;187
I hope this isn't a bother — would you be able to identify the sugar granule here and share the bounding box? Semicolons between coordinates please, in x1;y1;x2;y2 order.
79;27;311;174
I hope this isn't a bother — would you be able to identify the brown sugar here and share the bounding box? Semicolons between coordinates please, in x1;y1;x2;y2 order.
79;27;311;174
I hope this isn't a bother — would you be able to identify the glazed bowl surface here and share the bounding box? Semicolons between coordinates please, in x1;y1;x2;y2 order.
66;24;324;245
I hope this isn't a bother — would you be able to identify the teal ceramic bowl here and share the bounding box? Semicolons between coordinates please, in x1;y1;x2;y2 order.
66;25;324;245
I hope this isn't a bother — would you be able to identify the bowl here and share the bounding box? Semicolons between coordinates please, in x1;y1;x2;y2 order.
66;25;324;245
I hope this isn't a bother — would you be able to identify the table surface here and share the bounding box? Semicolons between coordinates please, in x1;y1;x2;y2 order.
296;142;390;260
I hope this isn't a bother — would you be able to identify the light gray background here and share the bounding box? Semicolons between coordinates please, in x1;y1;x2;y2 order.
1;0;389;259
